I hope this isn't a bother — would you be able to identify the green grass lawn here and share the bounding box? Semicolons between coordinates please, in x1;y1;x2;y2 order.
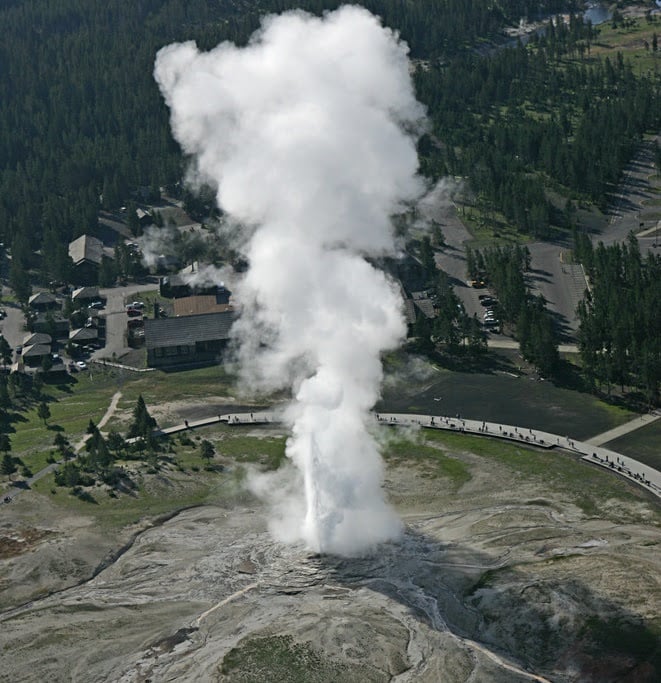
604;419;661;472
378;362;635;442
585;17;661;75
383;436;471;490
422;429;658;520
8;372;119;465
14;397;659;536
30;467;227;531
26;422;288;529
115;364;238;406
170;424;287;470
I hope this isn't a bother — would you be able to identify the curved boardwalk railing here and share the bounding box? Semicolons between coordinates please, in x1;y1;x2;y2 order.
154;410;661;500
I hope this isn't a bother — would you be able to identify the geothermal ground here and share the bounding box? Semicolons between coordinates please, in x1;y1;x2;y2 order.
1;419;659;683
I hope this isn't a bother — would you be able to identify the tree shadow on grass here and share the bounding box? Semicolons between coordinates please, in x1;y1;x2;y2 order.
43;373;77;389
551;358;589;393
428;349;519;376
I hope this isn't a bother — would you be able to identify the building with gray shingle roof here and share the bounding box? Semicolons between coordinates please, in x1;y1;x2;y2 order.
22;333;52;347
68;236;113;285
69;327;98;342
71;286;100;302
28;292;57;310
22;344;51;359
144;311;235;368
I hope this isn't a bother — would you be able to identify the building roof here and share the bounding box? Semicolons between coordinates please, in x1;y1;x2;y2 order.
69;327;98;341
412;298;436;319
23;333;52;347
173;295;234;317
403;299;417;325
28;292;56;307
68;235;104;266
22;344;51;358
71;286;99;301
144;311;235;350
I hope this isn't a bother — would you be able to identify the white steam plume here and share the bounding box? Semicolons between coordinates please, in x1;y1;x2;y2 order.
137;225;179;269
155;6;427;555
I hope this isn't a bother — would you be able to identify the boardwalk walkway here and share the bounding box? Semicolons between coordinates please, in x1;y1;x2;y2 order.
156;410;661;500
6;407;659;504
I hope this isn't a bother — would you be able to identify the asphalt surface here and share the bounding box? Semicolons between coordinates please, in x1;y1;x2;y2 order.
432;205;585;345
526;243;586;341
94;281;160;362
601;133;661;247
431;131;661;346
0;288;28;360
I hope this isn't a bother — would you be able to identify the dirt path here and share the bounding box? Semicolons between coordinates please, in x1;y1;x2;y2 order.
2;391;125;503
72;390;122;452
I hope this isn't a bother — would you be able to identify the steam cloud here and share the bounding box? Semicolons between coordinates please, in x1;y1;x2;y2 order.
155;6;426;555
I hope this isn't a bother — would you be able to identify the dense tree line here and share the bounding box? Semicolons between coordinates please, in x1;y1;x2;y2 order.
415;20;661;234
412;238;487;356
468;244;560;375
575;233;661;404
0;0;597;275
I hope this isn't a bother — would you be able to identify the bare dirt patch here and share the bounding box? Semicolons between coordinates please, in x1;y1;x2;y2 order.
0;429;658;682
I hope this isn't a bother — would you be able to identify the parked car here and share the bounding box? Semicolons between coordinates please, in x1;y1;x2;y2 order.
75;360;87;370
126;308;142;317
89;300;105;309
0;309;6;320
130;300;145;309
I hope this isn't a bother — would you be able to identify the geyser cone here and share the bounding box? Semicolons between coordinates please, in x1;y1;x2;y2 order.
155;5;426;556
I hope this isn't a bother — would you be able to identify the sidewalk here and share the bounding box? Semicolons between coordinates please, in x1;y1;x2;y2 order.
585;412;660;447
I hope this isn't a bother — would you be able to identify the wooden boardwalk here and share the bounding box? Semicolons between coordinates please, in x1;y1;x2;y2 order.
156;410;661;500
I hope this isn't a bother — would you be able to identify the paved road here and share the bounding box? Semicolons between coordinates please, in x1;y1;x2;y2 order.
430;200;585;345
430;131;661;347
526;243;588;341
432;204;513;346
601;133;661;247
95;281;159;361
0;292;26;360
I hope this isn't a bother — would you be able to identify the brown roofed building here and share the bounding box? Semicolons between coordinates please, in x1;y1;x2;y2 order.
173;295;234;318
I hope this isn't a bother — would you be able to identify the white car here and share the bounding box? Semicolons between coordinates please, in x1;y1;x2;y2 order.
75;360;88;370
130;301;145;309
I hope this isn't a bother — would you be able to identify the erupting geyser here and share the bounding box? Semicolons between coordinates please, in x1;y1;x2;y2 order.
155;6;427;555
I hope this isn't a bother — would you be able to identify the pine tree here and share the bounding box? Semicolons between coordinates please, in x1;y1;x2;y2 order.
1;453;16;478
199;440;215;462
0;433;11;455
127;394;157;439
37;401;51;425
